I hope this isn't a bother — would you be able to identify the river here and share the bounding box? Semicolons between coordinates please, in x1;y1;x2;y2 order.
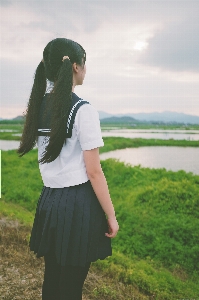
102;129;199;140
1;129;199;175
100;146;199;175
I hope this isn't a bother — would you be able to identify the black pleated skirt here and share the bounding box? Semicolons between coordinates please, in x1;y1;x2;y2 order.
29;181;112;267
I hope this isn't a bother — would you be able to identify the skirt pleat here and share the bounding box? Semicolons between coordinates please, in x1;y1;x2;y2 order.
29;181;112;267
87;186;105;260
29;187;49;251
65;191;84;264
78;192;90;264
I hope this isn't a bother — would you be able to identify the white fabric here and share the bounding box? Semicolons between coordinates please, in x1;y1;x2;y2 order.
37;103;104;188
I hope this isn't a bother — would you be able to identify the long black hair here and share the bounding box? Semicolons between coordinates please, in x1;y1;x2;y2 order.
17;38;86;163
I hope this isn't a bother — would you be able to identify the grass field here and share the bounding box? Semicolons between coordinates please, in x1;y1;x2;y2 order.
101;136;199;153
1;122;199;141
1;146;199;299
100;123;199;130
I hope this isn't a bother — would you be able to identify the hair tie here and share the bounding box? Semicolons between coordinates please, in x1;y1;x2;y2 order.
62;56;70;62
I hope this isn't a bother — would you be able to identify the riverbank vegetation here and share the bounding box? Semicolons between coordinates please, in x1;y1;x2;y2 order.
0;124;23;140
101;123;199;130
101;136;199;153
1;123;199;153
1;122;199;141
1;149;199;299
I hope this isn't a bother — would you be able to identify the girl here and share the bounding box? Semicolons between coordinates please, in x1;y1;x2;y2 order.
18;38;119;300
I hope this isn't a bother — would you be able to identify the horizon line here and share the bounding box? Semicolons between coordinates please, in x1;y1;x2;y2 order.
1;110;199;120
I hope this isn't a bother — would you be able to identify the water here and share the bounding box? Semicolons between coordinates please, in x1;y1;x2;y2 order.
0;130;18;132
102;129;199;141
100;146;199;175
2;129;199;140
0;140;20;150
1;129;199;175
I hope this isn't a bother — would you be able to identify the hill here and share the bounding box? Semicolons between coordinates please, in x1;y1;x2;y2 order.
1;111;199;124
99;111;199;124
100;116;140;124
1;148;199;299
12;115;24;121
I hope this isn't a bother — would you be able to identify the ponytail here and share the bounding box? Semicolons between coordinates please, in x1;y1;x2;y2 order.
39;58;73;163
18;38;86;163
17;61;46;156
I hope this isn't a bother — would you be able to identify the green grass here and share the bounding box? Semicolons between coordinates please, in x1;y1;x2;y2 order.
1;149;42;211
1;122;199;143
0;200;34;226
100;136;199;153
101;159;199;274
0;120;24;125
0;124;23;140
1;148;199;298
101;123;199;130
1;203;199;299
0;124;23;130
94;252;199;299
0;132;22;140
3;121;199;130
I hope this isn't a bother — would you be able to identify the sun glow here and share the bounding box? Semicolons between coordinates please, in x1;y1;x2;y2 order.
133;41;148;51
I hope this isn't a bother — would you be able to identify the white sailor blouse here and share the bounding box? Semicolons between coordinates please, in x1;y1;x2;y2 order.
37;92;104;188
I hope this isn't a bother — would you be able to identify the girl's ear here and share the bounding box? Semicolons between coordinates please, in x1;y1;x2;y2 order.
72;63;79;73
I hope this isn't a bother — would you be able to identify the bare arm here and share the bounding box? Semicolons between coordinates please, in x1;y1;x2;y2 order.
83;148;119;238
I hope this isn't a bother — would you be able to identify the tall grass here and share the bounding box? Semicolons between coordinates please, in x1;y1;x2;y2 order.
1;148;199;298
101;159;199;274
100;136;199;153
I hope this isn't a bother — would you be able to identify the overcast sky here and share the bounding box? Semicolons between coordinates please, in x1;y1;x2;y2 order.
1;0;199;118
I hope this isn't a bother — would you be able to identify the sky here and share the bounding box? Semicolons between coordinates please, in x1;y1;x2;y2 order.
1;0;199;118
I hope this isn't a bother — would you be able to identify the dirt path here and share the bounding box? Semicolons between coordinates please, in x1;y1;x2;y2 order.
0;218;92;299
0;217;145;300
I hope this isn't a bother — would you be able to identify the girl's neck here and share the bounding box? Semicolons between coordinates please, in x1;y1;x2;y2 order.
72;83;76;92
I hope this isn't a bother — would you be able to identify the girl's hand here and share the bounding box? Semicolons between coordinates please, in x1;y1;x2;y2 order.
105;216;119;238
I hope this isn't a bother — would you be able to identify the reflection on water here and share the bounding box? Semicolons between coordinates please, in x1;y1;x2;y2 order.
102;129;199;141
100;146;199;175
0;140;20;150
102;129;199;133
1;139;199;175
0;130;18;132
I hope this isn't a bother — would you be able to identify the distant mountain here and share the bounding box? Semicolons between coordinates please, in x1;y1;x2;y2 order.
0;115;24;123
1;111;199;124
98;111;114;119
0;115;24;121
99;111;199;124
12;115;24;121
101;116;139;124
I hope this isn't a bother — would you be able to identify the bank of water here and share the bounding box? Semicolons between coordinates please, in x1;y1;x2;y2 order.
100;146;199;175
0;140;20;150
1;139;199;175
102;129;199;140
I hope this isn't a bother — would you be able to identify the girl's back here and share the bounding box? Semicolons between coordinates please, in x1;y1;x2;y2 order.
18;37;119;300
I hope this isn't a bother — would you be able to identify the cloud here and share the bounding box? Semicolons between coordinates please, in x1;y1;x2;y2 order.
1;0;199;118
137;3;199;72
22;1;109;34
0;0;12;7
1;58;37;118
0;3;54;62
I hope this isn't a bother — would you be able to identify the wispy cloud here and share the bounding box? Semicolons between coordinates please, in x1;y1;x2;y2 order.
1;0;199;118
139;11;199;72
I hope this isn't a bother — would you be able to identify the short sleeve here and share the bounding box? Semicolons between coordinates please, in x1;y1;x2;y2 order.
74;104;104;151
